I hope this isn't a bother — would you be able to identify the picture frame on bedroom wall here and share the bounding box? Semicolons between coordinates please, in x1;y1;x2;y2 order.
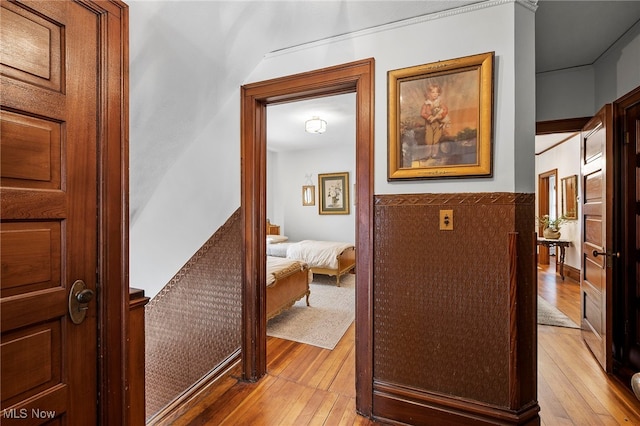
387;51;494;180
302;185;315;206
318;172;349;215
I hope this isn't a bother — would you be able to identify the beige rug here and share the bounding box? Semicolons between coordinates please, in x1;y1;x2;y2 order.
267;273;355;350
537;296;579;329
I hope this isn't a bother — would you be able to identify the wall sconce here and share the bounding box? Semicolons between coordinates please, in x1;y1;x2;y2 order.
302;185;315;206
304;116;327;134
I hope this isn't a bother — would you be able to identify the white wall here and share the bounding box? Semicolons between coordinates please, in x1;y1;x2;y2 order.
536;67;596;121
268;144;357;244
131;0;538;299
535;134;581;269
248;1;536;197
129;98;241;298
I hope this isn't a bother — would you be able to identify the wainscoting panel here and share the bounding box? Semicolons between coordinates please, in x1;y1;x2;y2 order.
373;193;538;425
145;209;242;420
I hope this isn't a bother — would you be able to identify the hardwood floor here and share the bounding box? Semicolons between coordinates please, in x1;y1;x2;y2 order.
158;262;640;425
537;261;640;425
156;324;376;426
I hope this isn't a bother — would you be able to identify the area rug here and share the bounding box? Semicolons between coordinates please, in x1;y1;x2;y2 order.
266;273;355;350
537;296;579;329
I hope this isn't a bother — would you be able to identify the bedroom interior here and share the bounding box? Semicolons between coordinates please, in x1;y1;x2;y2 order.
264;95;357;348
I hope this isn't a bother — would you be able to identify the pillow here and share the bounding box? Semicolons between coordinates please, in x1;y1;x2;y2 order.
267;235;289;244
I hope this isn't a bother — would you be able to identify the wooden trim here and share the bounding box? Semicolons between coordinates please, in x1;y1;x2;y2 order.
87;1;130;425
537;169;557;264
240;58;375;415
535;132;579;155
563;264;581;282
536;117;591;134
128;289;149;426
508;232;519;408
146;351;242;426
373;380;540;425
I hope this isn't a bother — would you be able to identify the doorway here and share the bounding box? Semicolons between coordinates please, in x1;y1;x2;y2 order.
240;59;375;415
537;168;558;265
264;94;357;362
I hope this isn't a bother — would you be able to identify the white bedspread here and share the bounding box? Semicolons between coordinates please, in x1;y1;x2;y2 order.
286;240;353;270
266;242;290;258
266;256;307;287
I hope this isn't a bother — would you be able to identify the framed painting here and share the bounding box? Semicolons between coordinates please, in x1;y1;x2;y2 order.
388;51;494;180
319;172;349;215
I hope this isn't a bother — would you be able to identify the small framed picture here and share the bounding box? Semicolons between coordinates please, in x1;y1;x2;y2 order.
318;172;349;215
302;185;315;206
388;51;494;180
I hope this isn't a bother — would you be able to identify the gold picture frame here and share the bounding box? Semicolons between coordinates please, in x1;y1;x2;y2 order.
388;51;494;180
319;172;349;215
302;185;315;206
561;175;578;219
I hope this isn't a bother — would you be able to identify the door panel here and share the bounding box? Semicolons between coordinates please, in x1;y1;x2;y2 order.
1;1;99;423
612;89;640;388
580;104;613;371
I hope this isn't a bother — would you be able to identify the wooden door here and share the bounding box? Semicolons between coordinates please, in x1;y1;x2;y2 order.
580;104;614;371
612;87;640;386
1;1;100;423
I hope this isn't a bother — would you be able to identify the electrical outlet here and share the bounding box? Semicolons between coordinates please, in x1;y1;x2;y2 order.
440;209;453;231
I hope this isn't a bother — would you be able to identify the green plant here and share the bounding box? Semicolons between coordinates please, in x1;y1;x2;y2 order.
536;214;574;230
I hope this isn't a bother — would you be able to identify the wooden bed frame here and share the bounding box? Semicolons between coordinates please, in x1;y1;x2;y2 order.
310;246;356;287
266;261;311;320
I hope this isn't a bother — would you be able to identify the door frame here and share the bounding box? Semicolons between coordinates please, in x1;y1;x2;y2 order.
240;58;374;415
536;119;590;267
537;168;557;264
91;1;131;423
612;86;640;385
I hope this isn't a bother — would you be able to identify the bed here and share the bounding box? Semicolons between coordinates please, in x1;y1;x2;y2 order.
267;239;356;286
266;256;312;320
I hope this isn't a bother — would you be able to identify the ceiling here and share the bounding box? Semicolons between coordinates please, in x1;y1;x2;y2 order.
264;0;640;153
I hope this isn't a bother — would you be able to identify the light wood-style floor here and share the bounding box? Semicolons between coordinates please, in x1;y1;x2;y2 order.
536;262;640;425
158;262;640;425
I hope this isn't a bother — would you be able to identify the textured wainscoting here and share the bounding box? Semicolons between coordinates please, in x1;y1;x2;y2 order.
373;193;538;425
145;209;242;420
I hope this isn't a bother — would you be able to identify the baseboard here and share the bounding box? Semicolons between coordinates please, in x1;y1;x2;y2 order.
147;349;241;425
373;381;540;425
564;264;580;282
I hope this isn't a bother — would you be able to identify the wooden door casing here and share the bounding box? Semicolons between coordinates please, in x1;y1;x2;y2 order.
537;169;558;265
1;1;130;424
612;87;640;387
580;104;614;372
241;59;375;414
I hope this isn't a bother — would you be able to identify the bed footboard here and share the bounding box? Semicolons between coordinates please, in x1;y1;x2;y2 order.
266;267;311;320
311;246;356;286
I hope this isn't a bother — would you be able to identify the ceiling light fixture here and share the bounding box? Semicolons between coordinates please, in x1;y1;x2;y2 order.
305;116;327;134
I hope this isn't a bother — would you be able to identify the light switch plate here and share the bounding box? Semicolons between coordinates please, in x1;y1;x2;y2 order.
440;209;453;231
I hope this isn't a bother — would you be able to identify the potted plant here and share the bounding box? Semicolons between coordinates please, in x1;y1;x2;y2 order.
536;214;574;239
